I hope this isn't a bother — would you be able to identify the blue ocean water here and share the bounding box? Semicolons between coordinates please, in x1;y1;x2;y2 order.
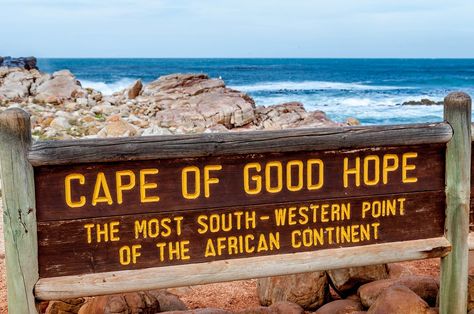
37;59;474;125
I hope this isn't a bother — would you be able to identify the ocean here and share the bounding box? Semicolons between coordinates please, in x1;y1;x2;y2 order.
37;58;474;125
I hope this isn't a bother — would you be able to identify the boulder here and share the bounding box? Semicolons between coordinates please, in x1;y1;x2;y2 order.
0;70;39;99
45;298;85;314
237;301;304;314
257;272;329;310
255;102;339;130
163;309;232;314
358;279;397;308
50;116;71;131
358;275;439;308
327;264;389;295
0;56;38;70
147;290;188;311
138;74;256;129
35;70;84;102
367;284;432;314
387;263;413;279
127;80;143;99
314;299;363;314
97;116;138;137
78;292;160;314
397;275;439;306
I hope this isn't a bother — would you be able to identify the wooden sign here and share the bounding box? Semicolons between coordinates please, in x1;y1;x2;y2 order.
0;92;472;314
35;145;446;277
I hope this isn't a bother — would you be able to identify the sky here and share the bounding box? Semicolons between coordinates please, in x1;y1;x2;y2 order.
1;0;474;58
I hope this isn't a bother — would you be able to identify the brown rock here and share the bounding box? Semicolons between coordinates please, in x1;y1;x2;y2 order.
314;299;363;314
147;290;188;311
257;272;328;310
35;70;83;102
45;298;85;314
78;292;160;314
98;117;138;137
327;264;389;295
397;275;439;306
358;279;397;307
0;70;36;99
367;284;431;314
255;102;339;130
238;301;303;314
358;275;439;307
140;74;256;130
346;117;360;126
388;263;414;279
269;301;304;314
127;80;143;99
468;275;474;311
163;309;232;314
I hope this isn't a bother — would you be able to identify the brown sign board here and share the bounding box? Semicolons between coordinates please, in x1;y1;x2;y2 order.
35;144;446;278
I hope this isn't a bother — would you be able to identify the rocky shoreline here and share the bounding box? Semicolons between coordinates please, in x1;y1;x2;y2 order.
0;61;361;141
0;59;465;314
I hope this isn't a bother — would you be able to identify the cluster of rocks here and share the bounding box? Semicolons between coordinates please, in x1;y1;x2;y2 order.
258;264;442;314
401;99;443;106
0;67;358;141
40;291;303;314
38;263;474;314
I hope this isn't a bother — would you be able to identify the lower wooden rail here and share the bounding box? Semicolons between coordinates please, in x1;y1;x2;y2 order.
35;236;450;300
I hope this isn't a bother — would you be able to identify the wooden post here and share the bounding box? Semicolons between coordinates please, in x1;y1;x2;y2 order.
440;92;472;314
0;108;38;313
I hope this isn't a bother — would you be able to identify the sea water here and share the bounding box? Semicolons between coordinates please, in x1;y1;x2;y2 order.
37;58;474;125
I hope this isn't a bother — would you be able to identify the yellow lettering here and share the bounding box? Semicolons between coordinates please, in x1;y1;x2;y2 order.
110;221;120;241
140;169;160;203
286;160;304;192
182;166;200;199
65;173;86;208
265;161;283;193
116;170;136;205
364;155;380;186
204;165;222;198
92;172;113;206
84;223;94;243
382;154;398;184
343;157;360;188
243;163;262;195
402;152;418;183
307;159;324;190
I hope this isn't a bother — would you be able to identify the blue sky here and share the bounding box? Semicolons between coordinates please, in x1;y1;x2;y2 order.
1;0;474;58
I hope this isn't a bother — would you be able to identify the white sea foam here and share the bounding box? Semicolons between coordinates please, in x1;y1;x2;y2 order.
231;81;413;92
252;94;446;125
81;78;137;95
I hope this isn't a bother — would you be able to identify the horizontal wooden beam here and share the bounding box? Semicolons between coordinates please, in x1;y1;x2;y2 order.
28;123;452;166
35;236;450;300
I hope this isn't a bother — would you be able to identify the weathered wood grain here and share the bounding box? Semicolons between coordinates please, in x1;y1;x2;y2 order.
440;92;472;314
34;236;451;300
35;145;445;221
0;109;38;314
28;123;452;166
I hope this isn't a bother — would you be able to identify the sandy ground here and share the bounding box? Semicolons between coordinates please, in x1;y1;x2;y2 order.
0;195;446;313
